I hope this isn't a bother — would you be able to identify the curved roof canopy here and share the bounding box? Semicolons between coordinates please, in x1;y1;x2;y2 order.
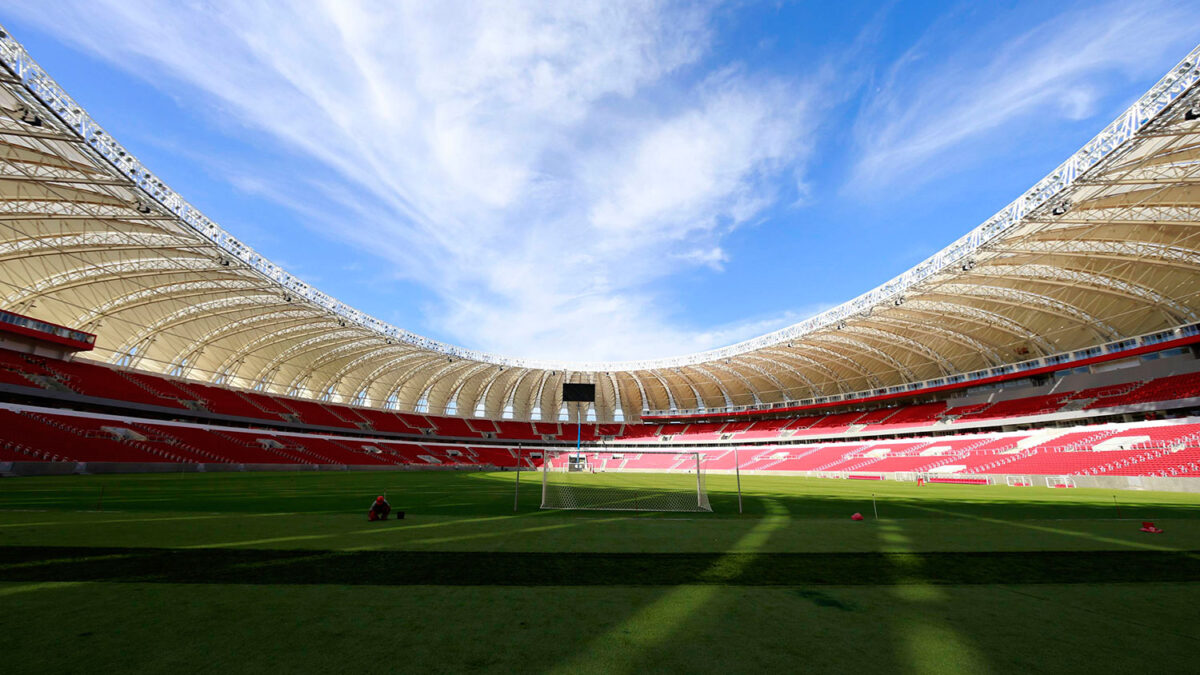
1;28;1199;421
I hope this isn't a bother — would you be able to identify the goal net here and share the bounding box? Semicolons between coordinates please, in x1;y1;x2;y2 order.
540;449;712;512
1047;475;1077;488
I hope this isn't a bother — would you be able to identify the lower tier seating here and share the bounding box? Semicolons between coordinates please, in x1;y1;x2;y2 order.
2;402;1199;478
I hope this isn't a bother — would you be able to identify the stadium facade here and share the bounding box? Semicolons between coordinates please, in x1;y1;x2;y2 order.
0;26;1199;425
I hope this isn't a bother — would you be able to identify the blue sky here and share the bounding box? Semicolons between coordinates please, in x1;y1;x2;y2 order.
3;1;1198;362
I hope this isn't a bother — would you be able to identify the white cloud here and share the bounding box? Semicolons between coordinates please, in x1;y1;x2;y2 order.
8;0;821;361
588;71;804;235
850;1;1200;191
675;247;729;271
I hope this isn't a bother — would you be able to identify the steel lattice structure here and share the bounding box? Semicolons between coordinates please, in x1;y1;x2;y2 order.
0;25;1198;421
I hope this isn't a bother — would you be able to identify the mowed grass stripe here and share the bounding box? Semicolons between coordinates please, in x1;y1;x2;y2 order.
2;546;1199;586
4;472;1200;522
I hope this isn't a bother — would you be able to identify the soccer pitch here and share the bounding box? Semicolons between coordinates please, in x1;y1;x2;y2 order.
1;471;1198;673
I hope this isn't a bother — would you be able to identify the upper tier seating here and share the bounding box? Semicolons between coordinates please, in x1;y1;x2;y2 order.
275;398;357;428
617;423;658;439
555;424;598;443
795;411;867;434
944;402;990;418
492;421;542;441
864;402;948;430
430;416;485;439
951;394;1075;422
178;382;271;419
44;357;191;409
353;408;426;433
468;419;498;434
1085;372;1200;408
851;408;901;426
670;422;728;441
729;418;794;439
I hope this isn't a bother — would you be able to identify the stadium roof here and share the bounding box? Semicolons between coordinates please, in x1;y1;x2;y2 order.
1;27;1199;421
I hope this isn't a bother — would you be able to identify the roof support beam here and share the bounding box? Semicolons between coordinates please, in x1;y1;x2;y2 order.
976;263;1197;323
931;284;1121;341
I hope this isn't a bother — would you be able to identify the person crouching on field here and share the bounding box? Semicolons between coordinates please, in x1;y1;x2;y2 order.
368;495;391;521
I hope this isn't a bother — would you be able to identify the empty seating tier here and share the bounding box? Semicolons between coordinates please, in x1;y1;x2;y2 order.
1;348;1199;452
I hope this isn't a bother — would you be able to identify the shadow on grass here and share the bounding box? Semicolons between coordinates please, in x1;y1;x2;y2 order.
2;546;1199;586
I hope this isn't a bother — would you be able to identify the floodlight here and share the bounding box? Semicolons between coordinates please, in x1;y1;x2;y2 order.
17;105;41;127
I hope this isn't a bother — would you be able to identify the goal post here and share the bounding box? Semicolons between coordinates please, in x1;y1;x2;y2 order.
540;449;712;512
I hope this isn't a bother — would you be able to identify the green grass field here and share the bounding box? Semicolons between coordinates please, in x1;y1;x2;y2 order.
2;470;1198;673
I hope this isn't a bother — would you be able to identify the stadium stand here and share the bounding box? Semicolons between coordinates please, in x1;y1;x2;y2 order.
2;347;1200;446
669;422;728;441
492;421;542;441
950;394;1076;422
866;401;948;429
3;338;1200;483
1084;372;1200;408
849;407;901;426
796;411;868;434
728;418;793;439
4;394;1200;479
617;424;660;439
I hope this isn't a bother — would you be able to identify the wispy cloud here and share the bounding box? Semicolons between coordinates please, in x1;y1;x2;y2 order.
850;1;1200;191
8;0;820;361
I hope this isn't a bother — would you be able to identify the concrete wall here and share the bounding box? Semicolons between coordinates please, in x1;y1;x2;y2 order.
1062;474;1200;493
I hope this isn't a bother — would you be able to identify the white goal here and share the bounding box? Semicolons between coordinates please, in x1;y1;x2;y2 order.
540;449;712;512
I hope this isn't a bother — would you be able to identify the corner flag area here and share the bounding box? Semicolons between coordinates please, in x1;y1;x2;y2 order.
1;471;1198;673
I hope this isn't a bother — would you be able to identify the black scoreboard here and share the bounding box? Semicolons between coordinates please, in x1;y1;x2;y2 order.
562;383;596;403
